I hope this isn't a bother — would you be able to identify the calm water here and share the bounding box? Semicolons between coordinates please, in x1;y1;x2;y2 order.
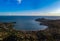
0;16;60;31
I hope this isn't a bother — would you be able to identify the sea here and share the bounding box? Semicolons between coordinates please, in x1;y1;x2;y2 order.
0;16;60;31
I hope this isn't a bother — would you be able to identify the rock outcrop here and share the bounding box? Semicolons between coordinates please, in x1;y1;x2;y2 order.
36;18;60;41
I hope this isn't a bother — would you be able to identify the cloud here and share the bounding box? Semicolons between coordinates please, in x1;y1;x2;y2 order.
0;10;60;16
50;9;60;13
17;0;22;4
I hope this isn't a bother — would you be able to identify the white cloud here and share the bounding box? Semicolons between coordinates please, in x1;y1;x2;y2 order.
17;0;22;4
50;9;60;13
0;10;60;16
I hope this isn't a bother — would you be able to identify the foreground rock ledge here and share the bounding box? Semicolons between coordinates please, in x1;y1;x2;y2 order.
0;18;60;41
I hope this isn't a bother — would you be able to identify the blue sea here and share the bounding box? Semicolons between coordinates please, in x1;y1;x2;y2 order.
0;16;60;31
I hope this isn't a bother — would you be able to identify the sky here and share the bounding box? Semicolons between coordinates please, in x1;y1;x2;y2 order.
0;0;60;16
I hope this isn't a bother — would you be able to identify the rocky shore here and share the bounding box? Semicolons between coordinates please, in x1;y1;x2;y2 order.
36;18;60;41
0;18;60;41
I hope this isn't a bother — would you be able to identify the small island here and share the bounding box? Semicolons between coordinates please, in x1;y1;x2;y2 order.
0;18;60;41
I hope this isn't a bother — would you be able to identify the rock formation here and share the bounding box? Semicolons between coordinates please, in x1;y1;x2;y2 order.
36;18;60;41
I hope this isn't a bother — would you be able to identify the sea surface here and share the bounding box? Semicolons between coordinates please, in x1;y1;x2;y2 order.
0;16;60;31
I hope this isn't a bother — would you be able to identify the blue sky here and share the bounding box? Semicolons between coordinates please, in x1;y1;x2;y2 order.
0;0;60;15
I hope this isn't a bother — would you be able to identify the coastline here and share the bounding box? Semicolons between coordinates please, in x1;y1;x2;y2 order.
0;18;60;41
